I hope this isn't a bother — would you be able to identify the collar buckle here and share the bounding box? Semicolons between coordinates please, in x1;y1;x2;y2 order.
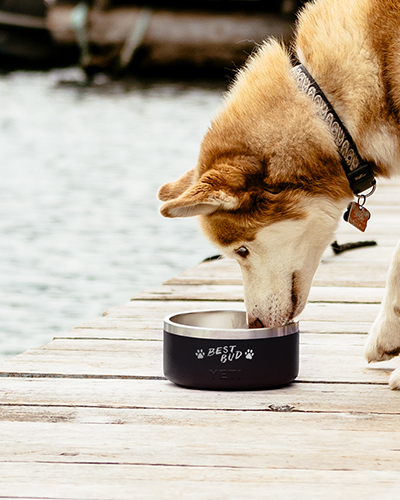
345;162;376;196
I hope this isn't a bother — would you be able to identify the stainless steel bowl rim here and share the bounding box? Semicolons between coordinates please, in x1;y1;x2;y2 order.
164;309;299;340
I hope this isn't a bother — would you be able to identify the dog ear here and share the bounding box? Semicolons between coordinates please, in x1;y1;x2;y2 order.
159;181;239;218
158;169;196;202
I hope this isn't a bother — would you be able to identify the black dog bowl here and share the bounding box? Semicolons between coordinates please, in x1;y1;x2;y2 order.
163;309;299;390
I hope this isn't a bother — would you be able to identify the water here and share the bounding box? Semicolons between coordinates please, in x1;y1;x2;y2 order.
0;68;226;362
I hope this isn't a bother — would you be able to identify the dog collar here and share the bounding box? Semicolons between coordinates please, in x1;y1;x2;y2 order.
292;64;376;196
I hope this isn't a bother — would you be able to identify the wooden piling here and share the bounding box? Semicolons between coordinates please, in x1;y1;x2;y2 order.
46;5;295;71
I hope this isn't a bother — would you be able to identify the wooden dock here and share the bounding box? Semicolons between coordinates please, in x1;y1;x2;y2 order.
1;179;400;498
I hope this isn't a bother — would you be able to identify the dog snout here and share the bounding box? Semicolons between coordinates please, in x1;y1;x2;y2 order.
247;299;295;329
248;317;265;329
248;310;293;329
246;273;304;329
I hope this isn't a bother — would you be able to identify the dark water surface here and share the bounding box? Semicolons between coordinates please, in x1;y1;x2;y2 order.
0;68;226;361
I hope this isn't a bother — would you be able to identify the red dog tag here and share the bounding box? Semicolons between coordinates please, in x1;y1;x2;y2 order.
343;201;371;232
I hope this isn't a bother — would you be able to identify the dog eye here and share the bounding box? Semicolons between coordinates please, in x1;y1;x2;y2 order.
235;246;249;258
265;185;283;194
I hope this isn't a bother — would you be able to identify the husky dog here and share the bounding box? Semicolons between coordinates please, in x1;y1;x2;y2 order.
158;0;400;389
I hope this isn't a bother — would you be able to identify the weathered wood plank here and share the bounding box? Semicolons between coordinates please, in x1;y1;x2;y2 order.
54;297;380;341
331;233;398;246
164;257;391;287
0;410;400;472
0;378;399;414
134;284;384;303
322;245;395;262
0;462;398;500
60;320;374;340
103;300;381;323
0;334;397;384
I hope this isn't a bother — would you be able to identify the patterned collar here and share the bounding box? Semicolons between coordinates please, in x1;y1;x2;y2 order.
292;64;376;196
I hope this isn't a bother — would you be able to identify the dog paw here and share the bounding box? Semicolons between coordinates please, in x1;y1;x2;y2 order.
389;366;400;390
365;312;400;363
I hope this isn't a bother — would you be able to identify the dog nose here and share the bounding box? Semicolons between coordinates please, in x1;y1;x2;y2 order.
248;317;265;329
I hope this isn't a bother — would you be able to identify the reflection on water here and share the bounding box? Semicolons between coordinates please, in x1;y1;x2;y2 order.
0;68;226;361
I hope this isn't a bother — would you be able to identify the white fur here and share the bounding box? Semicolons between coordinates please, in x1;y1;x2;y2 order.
222;197;344;328
365;240;400;389
364;126;400;173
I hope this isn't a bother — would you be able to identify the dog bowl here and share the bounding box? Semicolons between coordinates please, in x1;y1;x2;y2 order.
163;309;299;390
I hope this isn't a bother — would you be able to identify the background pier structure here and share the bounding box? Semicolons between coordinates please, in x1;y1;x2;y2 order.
0;0;300;73
0;178;399;497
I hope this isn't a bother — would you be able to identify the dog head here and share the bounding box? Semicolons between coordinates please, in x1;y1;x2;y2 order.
158;41;352;327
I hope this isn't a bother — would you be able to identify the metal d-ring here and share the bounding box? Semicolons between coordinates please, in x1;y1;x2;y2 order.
363;184;377;198
357;184;376;206
357;194;366;207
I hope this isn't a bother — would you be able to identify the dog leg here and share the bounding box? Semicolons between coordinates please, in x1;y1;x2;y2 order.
389;367;400;390
365;241;400;385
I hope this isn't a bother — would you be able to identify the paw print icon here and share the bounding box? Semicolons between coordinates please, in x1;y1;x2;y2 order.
245;349;254;360
195;349;205;359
